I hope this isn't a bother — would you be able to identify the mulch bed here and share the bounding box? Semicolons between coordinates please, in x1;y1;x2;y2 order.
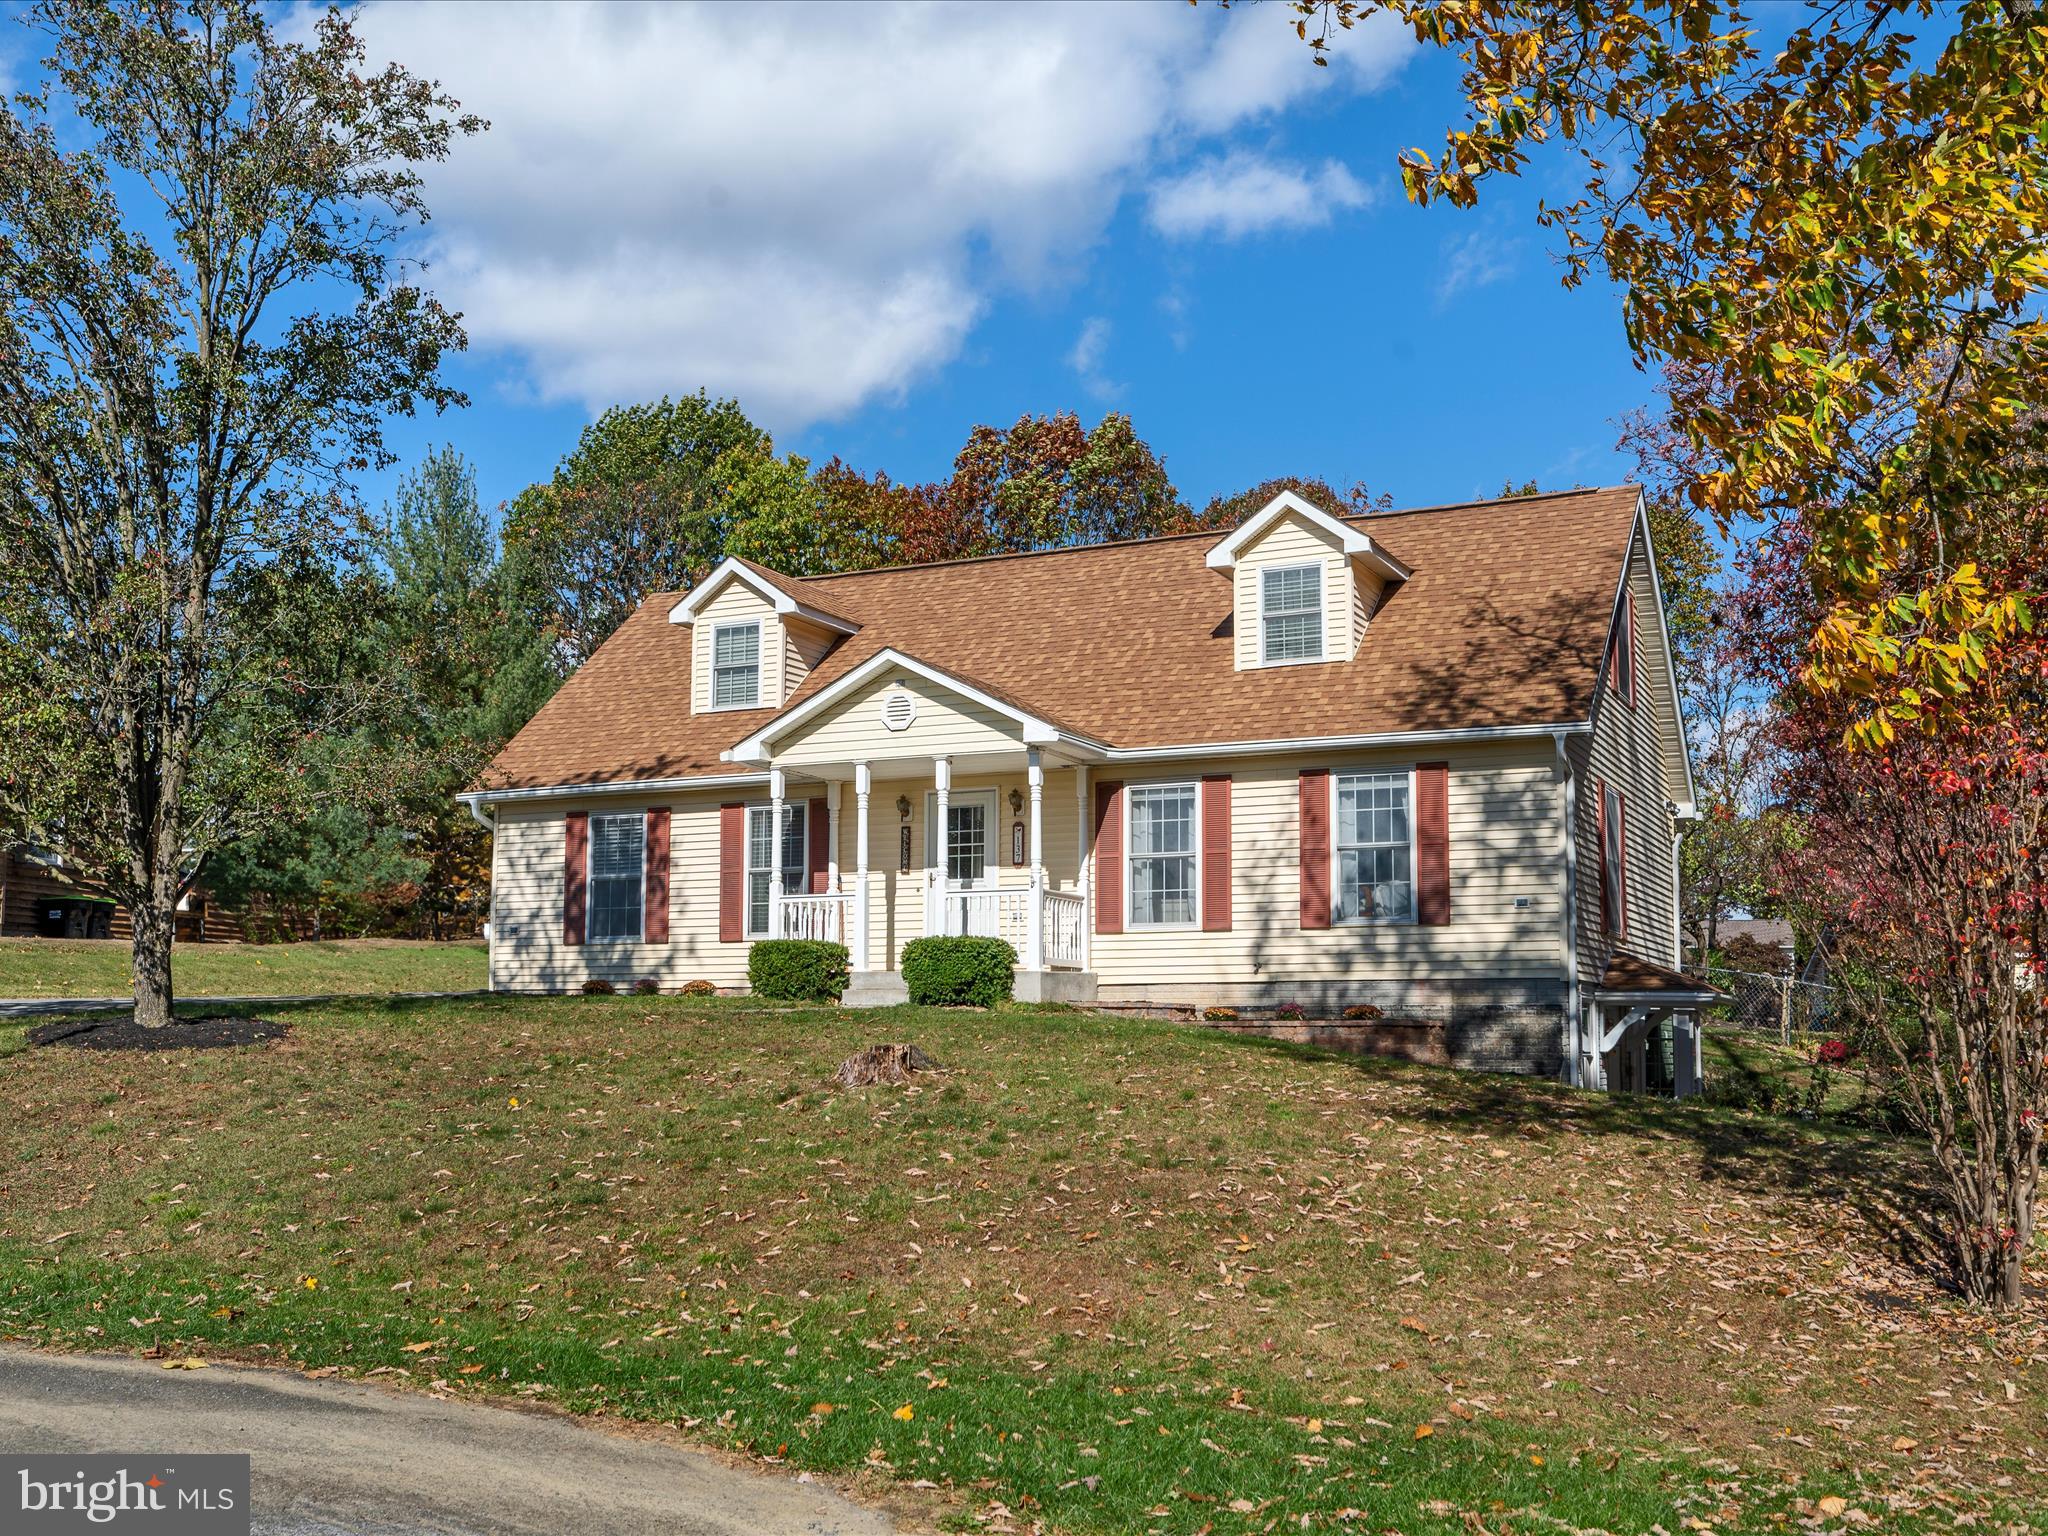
27;1014;289;1052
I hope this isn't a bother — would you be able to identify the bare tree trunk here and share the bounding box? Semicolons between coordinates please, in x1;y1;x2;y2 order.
130;889;175;1029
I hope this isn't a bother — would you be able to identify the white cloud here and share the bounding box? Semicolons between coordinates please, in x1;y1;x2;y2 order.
341;0;1411;430
1146;152;1372;242
1434;228;1520;307
1067;316;1120;401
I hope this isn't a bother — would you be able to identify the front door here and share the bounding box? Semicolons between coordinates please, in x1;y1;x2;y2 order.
924;790;998;935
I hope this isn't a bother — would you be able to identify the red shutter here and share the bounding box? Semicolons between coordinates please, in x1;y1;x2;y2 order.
1416;763;1449;926
644;807;671;944
718;803;745;942
563;811;588;946
1201;774;1231;932
1625;590;1639;708
1299;769;1330;929
807;798;830;892
1595;778;1610;935
1093;781;1124;935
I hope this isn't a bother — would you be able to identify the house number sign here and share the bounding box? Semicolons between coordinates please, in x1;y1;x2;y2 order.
1011;820;1026;867
899;824;913;873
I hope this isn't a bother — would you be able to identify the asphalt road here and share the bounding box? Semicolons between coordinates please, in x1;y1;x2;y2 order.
0;1348;898;1535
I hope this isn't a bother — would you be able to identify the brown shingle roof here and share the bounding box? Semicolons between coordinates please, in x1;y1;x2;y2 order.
477;485;1640;792
1597;954;1725;998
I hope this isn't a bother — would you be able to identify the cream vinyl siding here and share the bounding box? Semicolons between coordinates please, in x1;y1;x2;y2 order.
690;583;783;713
1572;520;1684;977
840;769;1084;971
1230;512;1355;669
783;617;839;702
1092;742;1563;986
770;673;1022;767
488;791;751;993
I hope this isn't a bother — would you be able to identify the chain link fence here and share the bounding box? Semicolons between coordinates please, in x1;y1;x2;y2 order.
1704;965;1841;1043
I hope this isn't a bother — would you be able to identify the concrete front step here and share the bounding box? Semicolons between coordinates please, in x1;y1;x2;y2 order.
838;970;1097;1008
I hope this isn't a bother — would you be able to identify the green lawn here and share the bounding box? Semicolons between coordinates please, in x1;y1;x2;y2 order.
1;995;2041;1534
0;937;485;1000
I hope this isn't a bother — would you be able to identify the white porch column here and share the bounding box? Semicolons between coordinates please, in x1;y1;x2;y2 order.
1074;764;1091;971
825;781;842;893
931;757;951;937
1026;748;1045;971
768;766;786;935
852;763;871;971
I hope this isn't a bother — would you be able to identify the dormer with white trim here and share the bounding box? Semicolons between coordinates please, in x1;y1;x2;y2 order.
668;558;860;714
1205;491;1410;671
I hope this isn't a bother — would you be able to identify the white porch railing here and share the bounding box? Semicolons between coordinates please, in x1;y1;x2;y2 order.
775;892;850;943
1043;891;1084;968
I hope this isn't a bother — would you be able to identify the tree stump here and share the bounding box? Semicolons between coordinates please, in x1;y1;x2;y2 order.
833;1042;939;1087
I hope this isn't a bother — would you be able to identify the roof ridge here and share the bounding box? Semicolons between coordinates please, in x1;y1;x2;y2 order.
795;483;1638;586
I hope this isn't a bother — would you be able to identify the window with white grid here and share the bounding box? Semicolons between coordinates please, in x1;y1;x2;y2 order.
1333;772;1412;923
587;812;645;941
745;803;808;937
712;621;761;708
1261;564;1323;663
1128;783;1197;927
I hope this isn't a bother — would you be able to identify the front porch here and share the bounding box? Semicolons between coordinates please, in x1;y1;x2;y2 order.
759;748;1097;1003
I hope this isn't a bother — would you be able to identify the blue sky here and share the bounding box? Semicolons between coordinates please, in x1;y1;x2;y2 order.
10;2;1658;521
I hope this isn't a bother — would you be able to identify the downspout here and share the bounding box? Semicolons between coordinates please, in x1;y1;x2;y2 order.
1669;806;1689;967
461;794;497;991
1554;730;1582;1087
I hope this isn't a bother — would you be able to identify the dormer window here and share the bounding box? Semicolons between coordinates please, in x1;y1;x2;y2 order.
1261;565;1323;664
712;621;761;708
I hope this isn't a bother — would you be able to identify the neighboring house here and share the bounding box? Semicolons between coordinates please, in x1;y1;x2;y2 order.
0;845;245;943
467;486;1716;1094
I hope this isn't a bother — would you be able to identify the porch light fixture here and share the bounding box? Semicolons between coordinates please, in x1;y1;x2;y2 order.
896;795;912;821
1008;787;1024;815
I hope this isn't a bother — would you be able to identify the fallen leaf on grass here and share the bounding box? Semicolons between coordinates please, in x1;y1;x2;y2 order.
1413;1423;1434;1440
1891;1436;1918;1452
1817;1495;1848;1517
401;1341;437;1354
892;1404;914;1422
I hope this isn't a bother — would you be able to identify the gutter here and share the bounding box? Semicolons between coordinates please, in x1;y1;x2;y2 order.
464;771;772;808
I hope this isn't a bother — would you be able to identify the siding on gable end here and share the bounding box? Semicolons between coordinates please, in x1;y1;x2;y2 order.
1229;512;1355;669
1572;518;1684;979
770;674;1023;767
689;582;783;713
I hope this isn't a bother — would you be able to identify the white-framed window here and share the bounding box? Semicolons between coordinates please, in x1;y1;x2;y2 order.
924;790;999;885
1608;592;1635;706
745;802;808;937
1261;563;1323;664
587;811;645;942
712;620;762;709
1333;770;1413;923
1128;781;1198;927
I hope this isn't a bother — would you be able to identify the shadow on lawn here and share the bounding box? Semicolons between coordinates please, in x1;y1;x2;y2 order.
1212;1027;1956;1297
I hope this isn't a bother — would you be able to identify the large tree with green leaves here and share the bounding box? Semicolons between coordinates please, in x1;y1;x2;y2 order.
0;0;478;1026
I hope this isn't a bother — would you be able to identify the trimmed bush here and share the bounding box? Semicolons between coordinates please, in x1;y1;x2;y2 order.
580;977;616;996
749;939;849;1002
632;979;661;996
901;936;1016;1008
681;979;716;998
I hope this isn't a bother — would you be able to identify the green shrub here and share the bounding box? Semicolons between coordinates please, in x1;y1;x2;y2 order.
748;940;849;1002
901;936;1015;1008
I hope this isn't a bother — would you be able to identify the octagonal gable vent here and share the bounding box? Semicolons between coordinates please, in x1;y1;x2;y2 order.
880;689;917;732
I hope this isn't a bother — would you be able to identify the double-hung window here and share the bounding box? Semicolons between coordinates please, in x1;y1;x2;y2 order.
1128;782;1197;927
1261;564;1323;664
587;812;645;941
1608;594;1634;705
712;621;762;708
745;803;808;937
1333;771;1413;922
1600;783;1627;935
